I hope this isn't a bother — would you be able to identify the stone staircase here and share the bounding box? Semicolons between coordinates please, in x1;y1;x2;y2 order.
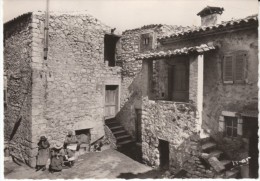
201;138;240;178
105;118;134;148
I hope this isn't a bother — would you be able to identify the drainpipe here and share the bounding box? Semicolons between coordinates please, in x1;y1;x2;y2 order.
43;0;50;60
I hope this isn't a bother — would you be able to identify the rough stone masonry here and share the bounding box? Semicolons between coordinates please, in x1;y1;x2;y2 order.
4;11;121;167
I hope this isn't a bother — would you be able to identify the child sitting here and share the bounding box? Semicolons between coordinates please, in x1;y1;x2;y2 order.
49;141;64;173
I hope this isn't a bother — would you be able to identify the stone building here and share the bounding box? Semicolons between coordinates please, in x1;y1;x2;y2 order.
128;6;258;178
4;11;122;167
4;6;258;178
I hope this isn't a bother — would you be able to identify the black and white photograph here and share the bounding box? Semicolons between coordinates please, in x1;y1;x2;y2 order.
2;0;259;179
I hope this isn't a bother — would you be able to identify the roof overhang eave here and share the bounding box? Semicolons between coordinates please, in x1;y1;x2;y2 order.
136;47;217;61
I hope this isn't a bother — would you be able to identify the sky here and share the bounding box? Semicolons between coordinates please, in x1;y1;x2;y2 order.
3;0;259;32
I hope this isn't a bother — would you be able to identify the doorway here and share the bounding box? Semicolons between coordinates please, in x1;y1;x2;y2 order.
135;109;142;143
159;139;169;169
105;85;119;119
244;117;259;178
168;60;189;102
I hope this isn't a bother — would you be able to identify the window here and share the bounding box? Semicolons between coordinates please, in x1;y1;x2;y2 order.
223;51;247;84
225;116;238;137
140;33;153;52
143;37;149;45
104;34;120;67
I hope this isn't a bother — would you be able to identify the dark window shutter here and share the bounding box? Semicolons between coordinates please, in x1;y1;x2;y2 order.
234;51;246;83
223;55;234;83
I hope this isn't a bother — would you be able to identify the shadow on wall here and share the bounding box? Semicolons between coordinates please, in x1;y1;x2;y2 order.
115;69;143;139
9;117;22;140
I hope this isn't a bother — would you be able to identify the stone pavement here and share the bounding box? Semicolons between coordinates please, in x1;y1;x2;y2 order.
4;148;164;179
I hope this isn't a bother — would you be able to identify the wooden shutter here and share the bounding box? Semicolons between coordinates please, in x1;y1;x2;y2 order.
234;51;246;83
223;55;234;83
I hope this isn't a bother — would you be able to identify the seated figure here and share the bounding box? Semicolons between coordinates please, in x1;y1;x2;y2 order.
49;141;65;173
64;130;79;167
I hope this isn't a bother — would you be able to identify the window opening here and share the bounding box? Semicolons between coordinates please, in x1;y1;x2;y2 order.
104;34;120;67
225;116;238;137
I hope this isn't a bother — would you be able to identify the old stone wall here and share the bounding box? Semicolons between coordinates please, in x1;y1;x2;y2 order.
158;28;258;157
4;11;122;167
141;97;199;171
202;30;258;133
30;11;121;153
4;13;34;165
116;25;184;139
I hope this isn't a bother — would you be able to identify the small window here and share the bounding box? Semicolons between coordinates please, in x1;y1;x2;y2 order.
104;34;120;67
223;51;247;84
225;116;238;137
143;37;149;45
140;33;153;52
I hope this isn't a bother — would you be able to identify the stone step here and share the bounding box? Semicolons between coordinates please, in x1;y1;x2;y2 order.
208;156;226;173
106;122;121;128
116;134;131;140
105;118;116;124
114;132;128;138
116;136;132;143
117;139;133;146
209;150;223;158
220;160;231;167
113;130;127;135
225;169;239;178
202;142;216;151
106;121;118;125
110;125;124;130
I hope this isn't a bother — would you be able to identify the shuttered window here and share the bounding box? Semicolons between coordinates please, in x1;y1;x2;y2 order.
223;55;233;83
234;52;246;83
223;51;247;84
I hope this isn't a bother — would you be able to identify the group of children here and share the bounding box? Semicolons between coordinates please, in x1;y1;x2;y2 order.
36;131;79;173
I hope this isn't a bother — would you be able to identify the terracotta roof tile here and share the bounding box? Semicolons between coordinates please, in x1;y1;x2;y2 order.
159;14;258;42
135;44;216;60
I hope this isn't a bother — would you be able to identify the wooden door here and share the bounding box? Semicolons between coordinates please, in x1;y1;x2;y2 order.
168;62;189;102
105;85;118;119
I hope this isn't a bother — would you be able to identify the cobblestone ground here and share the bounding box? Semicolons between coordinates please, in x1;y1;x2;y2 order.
4;148;166;179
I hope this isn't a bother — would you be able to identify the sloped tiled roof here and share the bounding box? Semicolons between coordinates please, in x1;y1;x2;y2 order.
159;14;258;42
122;24;188;36
135;44;216;60
123;24;164;34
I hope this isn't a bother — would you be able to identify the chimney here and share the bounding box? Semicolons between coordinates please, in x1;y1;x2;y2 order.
197;6;224;26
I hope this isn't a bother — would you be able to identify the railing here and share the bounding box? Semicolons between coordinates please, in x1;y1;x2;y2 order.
104;125;117;150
